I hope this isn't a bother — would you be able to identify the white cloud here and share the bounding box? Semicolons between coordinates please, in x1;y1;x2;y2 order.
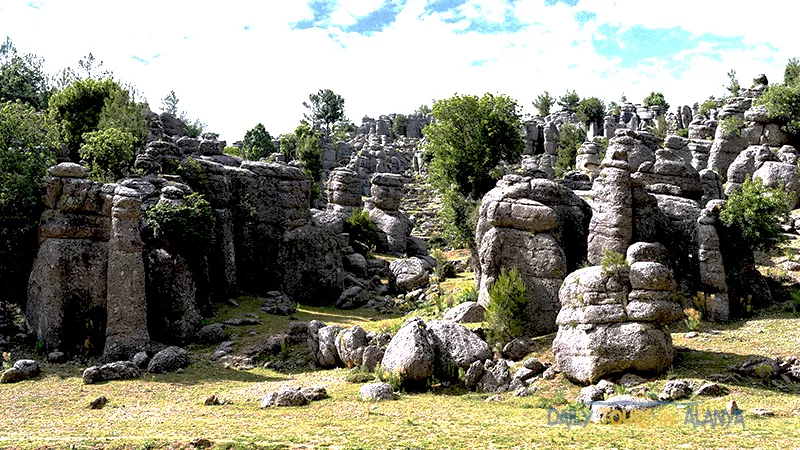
0;0;795;142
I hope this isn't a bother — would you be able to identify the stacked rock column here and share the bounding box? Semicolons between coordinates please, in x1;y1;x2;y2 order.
103;186;149;361
696;200;730;321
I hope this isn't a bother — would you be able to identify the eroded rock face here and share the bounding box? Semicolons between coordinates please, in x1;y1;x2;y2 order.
475;175;591;337
389;258;429;293
552;250;681;384
368;173;414;256
426;320;491;372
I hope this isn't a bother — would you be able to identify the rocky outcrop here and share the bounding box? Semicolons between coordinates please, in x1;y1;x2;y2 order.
475;175;591;337
368;173;413;256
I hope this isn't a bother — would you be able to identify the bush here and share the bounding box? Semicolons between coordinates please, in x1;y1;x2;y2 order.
78;127;135;182
553;123;585;178
344;208;378;255
242;123;274;160
643;92;670;112
144;192;216;251
677;128;689;138
486;267;528;346
454;285;478;304
600;249;628;276
719;176;791;253
0;100;57;303
431;248;457;280
223;145;242;157
698;99;717;117
719;115;745;138
576;97;605;125
392;114;407;136
756;82;800;140
440;189;479;250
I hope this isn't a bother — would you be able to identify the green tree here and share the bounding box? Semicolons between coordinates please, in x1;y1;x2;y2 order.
553;123;586;177
698;98;717;117
160;90;179;116
608;100;621;116
392;114;408;136
424;93;523;249
415;104;432;115
785;57;800;87
279;133;297;161
643;92;670;112
295;124;323;204
557;90;580;113
0;100;58;302
78;127;135;182
48;78;147;161
0;37;51;110
725;69;741;97
242;123;275;160
486;267;528;346
533;91;555;117
303;88;345;133
576;96;605;126
756;81;800;140
425;93;524;199
720;176;791;253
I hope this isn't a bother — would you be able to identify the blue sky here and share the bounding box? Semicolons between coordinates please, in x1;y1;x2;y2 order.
0;0;794;141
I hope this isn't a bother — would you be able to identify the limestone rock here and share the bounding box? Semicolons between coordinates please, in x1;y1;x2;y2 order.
360;382;396;401
380;318;435;385
442;301;486;323
260;291;296;316
426;320;491;371
82;361;140;384
389;258;429;293
335;325;368;368
147;346;190;374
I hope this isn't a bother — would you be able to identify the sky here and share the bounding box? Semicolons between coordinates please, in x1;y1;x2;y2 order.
0;0;796;142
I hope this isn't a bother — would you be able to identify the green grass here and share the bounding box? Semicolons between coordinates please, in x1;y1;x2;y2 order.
2;271;800;448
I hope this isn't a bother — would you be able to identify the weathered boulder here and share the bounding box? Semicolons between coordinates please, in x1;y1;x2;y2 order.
389;258;429;293
360;382;396;401
0;360;41;383
280;225;344;306
147;346;190;374
380;318;435;385
426;320;491;371
335;325;368;368
82;361;140;384
195;324;227;344
315;325;341;368
442;301;486;323
754;161;800;208
370;208;413;256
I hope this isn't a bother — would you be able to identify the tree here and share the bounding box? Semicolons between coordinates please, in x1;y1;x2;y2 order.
725;69;741;97
48;78;148;162
553;123;586;177
77;52;111;80
392;114;408;136
785;57;800;87
720;176;791;253
424;93;524;249
756;81;800;141
0;100;58;302
242;123;275;160
643;92;670;112
608;100;621;116
533;91;555;117
161;90;180;116
557;90;580;113
486;267;528;346
576;97;605;126
303;88;345;133
415;104;432;115
79;127;136;182
0;37;51;110
279;133;297;161
294;123;323;204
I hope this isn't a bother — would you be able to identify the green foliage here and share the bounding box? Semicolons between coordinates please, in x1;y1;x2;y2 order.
756;81;800;139
600;249;628;276
608;101;621;117
392;114;408;136
785;57;800;87
303;88;345;133
425;93;524;199
576;97;605;125
0;100;57;302
647;116;669;142
684;307;702;332
719;176;791;253
345;366;376;383
332;119;356;142
295;126;323;205
160;90;179;116
344;209;378;255
698;98;717;117
78;127;135;182
279;134;297;161
533;91;555;117
677;128;689;138
787;290;800;317
557;90;580;113
486;267;528;346
48;77;147;161
440;189;479;249
223;145;242;157
553;123;586;178
719;115;745;138
415;104;432;115
454;285;478;304
176;156;207;190
725;69;741;97
144;192;216;251
426;234;447;251
242;123;275;160
431;249;457;280
642;92;670;112
375;364;404;392
0;37;51;109
185;118;204;138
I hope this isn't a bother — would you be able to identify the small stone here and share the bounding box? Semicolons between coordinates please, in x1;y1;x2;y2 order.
522;358;545;375
686;332;698;339
260;392;277;408
360;382;396;401
694;382;728;397
619;373;647;387
513;387;532;397
751;408;775;417
89;395;108;409
190;437;213;448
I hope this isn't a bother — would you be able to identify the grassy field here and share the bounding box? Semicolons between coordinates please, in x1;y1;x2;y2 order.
2;270;800;449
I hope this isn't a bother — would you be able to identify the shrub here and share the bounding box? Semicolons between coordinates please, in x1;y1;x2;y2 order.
719;115;745;138
486;267;528;346
576;97;605;125
0;100;57;303
392;114;408;136
242;123;274;160
698;99;717;117
223;145;242;157
454;285;478;304
600;249;628;276
756;82;800;140
144;192;216;251
553;123;585;178
431;248;457;280
677;128;689;138
643;92;670;112
344;208;378;255
440;190;479;250
719;176;791;253
78;127;135;182
684;308;701;331
345;366;376;383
